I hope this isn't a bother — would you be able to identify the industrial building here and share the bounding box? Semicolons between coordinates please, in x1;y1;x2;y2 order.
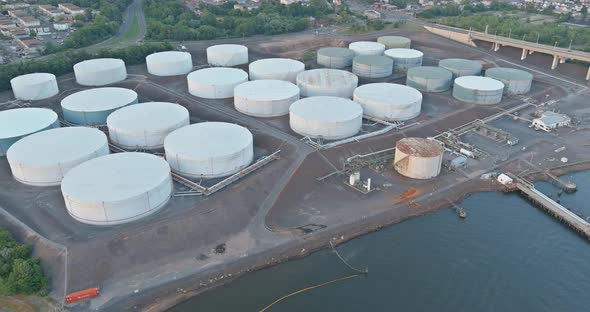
207;44;249;67
249;58;305;83
234;80;300;117
6;127;109;186
317;47;355;69
377;36;411;48
0;108;59;156
438;58;482;78
73;58;128;86
296;69;358;98
485;67;533;95
187;67;248;99
531;111;571;132
107;102;190;150
406;66;453;92
349;41;386;56
146;51;193;76
384;48;424;71
394;137;444;179
289;96;363;140
353;83;422;121
10;73;59;101
61;152;173;226
453;76;504;105
352;55;393;78
61;87;139;125
164;122;254;178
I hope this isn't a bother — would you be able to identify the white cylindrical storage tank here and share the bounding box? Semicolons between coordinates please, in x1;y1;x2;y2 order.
61;152;172;226
249;58;305;83
377;36;411;49
207;44;248;67
234;80;300;117
352;55;393;78
394;137;443;179
61;87;138;126
107;102;190;150
187;67;248;99
289;96;362;140
453;76;504;105
0;108;59;156
485;67;533;95
10;73;59;101
146;51;193;76
73;58;127;86
296;69;358;98
7;127;109;186
384;48;423;71
438;58;482;78
353;83;422;121
317;47;354;69
348;41;385;56
164;122;254;179
406;66;453;93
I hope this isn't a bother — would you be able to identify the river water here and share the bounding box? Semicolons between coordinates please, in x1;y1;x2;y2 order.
170;171;590;312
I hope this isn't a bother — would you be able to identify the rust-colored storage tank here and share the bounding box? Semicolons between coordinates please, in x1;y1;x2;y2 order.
66;287;100;303
394;137;444;179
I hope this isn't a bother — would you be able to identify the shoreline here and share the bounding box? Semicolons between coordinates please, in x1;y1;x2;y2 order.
108;161;590;312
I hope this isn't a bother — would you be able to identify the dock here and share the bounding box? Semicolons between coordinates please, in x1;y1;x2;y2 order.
508;174;590;239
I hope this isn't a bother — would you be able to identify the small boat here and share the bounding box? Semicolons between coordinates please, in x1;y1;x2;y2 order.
458;209;467;219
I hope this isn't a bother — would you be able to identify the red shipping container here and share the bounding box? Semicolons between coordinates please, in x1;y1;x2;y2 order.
65;287;100;303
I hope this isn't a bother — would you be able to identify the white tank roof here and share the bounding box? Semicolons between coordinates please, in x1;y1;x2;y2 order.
10;73;59;101
10;72;54;85
61;87;138;112
207;44;248;66
75;58;124;72
290;96;362;123
187;67;248;85
234;80;300;102
296;69;358;98
146;51;193;76
61;152;170;204
454;76;504;91
0;108;58;140
348;41;385;55
74;58;127;86
249;58;305;82
384;48;423;58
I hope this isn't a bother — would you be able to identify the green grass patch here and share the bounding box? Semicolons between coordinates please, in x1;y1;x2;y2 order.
112;13;141;45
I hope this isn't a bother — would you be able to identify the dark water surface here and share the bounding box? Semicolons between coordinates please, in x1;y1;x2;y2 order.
170;171;590;312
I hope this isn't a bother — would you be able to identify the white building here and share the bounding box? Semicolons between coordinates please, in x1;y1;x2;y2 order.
280;0;300;4
497;173;513;185
53;22;70;31
531;111;571;132
58;3;85;15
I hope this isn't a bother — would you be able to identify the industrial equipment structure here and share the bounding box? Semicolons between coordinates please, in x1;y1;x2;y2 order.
485;67;533;95
289;96;363;140
164;122;254;178
61;87;138;125
384;48;424;70
207;44;248;67
248;58;305;83
352;55;393;78
10;73;59;101
296;69;358;98
349;41;386;56
0;108;59;156
233;80;300;117
453;76;504;105
406;66;453;92
7;127;109;186
107;102;190;150
353;83;422;121
146;51;193;76
187;67;248;99
317;47;355;69
377;36;411;48
438;58;482;78
394;137;444;179
73;58;127;86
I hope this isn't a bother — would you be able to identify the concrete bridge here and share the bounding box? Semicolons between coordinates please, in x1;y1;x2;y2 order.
423;24;590;80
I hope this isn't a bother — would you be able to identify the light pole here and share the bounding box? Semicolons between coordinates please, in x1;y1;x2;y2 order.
508;28;512;38
535;32;540;44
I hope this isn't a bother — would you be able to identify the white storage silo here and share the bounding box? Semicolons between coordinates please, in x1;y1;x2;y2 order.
317;47;355;69
485;67;533;95
107;102;190;150
296;69;358;98
438;58;482;78
394;137;443;179
406;66;453;93
384;48;423;71
146;51;193;76
353;83;422;121
289;96;362;140
61;152;172;226
165;122;254;178
249;58;305;83
453;76;504;105
61;87;138;125
0;108;59;156
352;55;393;78
234;80;300;117
10;73;59;101
349;41;385;56
73;58;127;86
187;67;248;99
7;127;109;186
377;36;411;49
207;44;248;67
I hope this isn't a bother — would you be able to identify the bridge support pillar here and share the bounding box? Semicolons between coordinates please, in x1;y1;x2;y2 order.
560;57;566;64
551;55;559;70
586;67;590;80
493;42;500;51
521;49;528;60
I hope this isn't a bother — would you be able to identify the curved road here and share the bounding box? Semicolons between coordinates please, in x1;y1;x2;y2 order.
91;0;146;49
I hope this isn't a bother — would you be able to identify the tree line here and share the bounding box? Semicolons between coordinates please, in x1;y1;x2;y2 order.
0;42;172;91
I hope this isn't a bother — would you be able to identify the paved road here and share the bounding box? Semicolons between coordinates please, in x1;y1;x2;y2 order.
91;0;146;49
